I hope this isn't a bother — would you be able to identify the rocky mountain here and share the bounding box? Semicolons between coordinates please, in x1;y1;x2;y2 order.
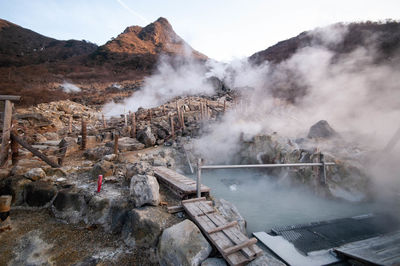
0;17;206;105
0;19;97;67
249;21;400;65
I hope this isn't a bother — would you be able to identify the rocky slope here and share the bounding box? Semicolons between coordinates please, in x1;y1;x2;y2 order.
249;21;400;65
0;17;206;106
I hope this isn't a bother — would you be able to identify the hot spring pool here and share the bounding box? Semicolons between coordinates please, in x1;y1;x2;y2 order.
190;169;381;233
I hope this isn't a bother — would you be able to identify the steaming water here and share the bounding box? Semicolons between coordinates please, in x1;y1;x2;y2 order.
193;169;380;233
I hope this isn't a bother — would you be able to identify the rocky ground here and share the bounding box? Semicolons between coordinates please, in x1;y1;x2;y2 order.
0;95;374;265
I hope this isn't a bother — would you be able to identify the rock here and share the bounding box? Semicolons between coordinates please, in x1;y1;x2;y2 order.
214;198;246;234
33;133;47;143
137;126;156;147
0;176;32;205
84;146;113;161
126;161;152;177
52;187;87;223
130;175;160;207
307;120;337;139
103;154;117;161
0;169;10;179
85;195;111;225
43;132;59;141
158;219;212;266
247;254;286;266
91;160;114;179
24;181;57;207
106;137;145;152
24;168;46;181
44;167;67;177
86;136;98;149
122;206;172;248
201;258;227;266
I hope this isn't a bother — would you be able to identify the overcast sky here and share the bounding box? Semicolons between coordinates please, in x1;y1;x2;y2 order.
0;0;399;61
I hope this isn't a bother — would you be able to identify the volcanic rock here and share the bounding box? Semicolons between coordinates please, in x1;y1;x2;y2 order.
201;258;228;266
307;120;337;139
24;168;46;181
214;198;246;234
137;126;156;147
105;137;145;151
129;175;160;207
52;187;87;223
158;219;212;266
24;181;57;207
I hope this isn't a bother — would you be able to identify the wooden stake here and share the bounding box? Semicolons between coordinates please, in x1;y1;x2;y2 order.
170;114;175;137
102;114;106;128
148;109;152;124
81;118;87;150
68;115;72;133
124;114;128;127
181;109;185;130
131;112;136;138
11;121;18;166
162;105;166;115
10;133;60;168
58;138;67;166
0;100;13;167
114;133;119;155
223;100;226;113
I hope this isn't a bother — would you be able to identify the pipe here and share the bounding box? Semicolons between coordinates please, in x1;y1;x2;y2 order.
200;162;335;169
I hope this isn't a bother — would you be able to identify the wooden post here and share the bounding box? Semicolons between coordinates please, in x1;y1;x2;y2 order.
11;121;19;166
102;114;106;128
0;100;13;167
131;112;136;138
81;118;87;150
114;133;119;155
162;105;166;115
58;138;68;166
223;100;226;113
170;114;175;137
181;109;185;130
196;158;202;198
124;114;128;127
10;133;60;168
68;115;72;133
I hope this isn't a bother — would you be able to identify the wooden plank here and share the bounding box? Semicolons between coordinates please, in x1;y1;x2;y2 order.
0;100;13;167
0;95;21;101
182;197;206;204
223;238;258;256
57;138;68;166
207;221;238;234
334;231;400;265
10;133;60;168
167;205;184;213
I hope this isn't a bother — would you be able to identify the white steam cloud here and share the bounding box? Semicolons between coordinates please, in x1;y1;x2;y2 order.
60;81;81;93
103;55;215;116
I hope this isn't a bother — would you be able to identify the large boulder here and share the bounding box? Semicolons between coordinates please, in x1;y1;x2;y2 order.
0;176;32;205
24;181;57;207
307;120;337;139
247;254;286;266
24;168;46;181
214;198;246;234
84;146;113;161
137;126;156;147
91;160;114;179
130;175;160;207
52;187;87;223
158;219;212;266
122;206;172;248
106;137;145;152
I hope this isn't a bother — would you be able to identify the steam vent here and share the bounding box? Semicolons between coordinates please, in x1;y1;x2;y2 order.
1;6;400;266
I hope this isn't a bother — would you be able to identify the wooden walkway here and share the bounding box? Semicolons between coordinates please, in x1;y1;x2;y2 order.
334;230;400;265
182;197;262;266
153;166;210;199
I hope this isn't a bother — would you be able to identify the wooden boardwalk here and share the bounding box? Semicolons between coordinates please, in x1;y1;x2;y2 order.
334;230;400;265
182;197;262;266
153;166;210;199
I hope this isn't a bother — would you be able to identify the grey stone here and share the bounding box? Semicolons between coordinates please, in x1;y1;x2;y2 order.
137;126;156;147
122;206;171;248
130;175;160;207
52;187;87;223
43;132;59;140
158;219;212;266
307;120;337;139
118;137;145;151
24;168;46;181
0;176;32;205
247;254;286;266
201;258;227;266
84;146;113;161
91;160;114;179
214;198;246;234
125;162;152;179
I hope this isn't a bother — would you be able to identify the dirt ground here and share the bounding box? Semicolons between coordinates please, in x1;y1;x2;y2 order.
0;208;157;265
